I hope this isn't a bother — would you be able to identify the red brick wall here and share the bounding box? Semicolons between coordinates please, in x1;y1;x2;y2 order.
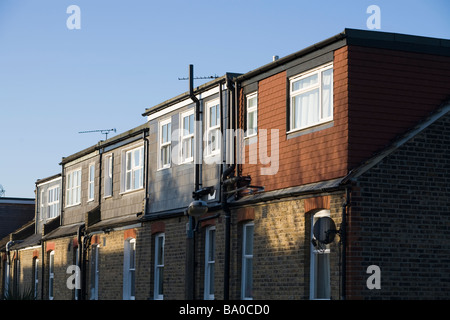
241;47;349;192
347;45;450;169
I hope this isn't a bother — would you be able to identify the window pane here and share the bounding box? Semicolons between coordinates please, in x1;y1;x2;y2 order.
215;105;220;125
157;237;164;264
162;124;167;143
133;170;139;189
248;96;257;108
49;278;53;297
321;68;333;119
209;229;215;260
247;110;257;135
293;88;319;129
292;73;318;91
134;149;140;167
189;114;194;134
130;270;135;297
126;171;132;190
67;188;72;206
314;252;330;299
209;129;218;152
244;259;253;298
130;242;136;269
157;267;164;294
245;225;254;255
184;116;189;134
161;145;170;166
76;186;81;204
49;253;54;273
210;106;216;127
209;264;215;295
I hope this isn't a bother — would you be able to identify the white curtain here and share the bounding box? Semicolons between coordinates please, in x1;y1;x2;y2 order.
321;68;333;119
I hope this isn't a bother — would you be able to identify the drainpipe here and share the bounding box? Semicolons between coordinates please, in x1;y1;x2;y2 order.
341;186;350;300
189;64;201;198
222;77;236;300
222;165;234;300
98;146;103;213
77;224;85;300
234;80;241;177
186;64;201;300
5;240;23;297
41;240;44;300
35;188;39;234
81;233;92;300
143;132;150;215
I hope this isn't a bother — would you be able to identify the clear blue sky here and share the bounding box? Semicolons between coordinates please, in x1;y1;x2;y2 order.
1;0;449;198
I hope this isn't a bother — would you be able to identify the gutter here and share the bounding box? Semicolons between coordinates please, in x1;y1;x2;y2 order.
235;31;347;82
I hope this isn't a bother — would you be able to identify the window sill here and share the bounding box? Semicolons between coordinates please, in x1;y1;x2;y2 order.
205;151;221;158
65;203;81;209
157;165;171;171
244;135;257;145
120;187;145;196
286;120;334;139
180;158;194;165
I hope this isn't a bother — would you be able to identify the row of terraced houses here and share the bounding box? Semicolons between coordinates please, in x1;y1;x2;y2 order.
1;29;450;300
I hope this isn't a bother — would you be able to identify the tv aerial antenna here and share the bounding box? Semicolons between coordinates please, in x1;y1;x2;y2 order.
178;75;219;81
178;64;219;81
78;128;117;140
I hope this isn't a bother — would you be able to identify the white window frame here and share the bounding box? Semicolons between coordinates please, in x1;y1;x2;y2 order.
289;63;333;132
88;163;95;202
241;222;254;300
39;190;45;221
206;99;221;156
90;244;99;300
66;169;81;207
180;109;195;164
204;226;215;300
310;210;331;300
246;92;258;137
49;251;55;300
121;146;144;193
159;118;172;169
123;238;136;300
154;233;165;300
104;154;113;198
47;186;60;219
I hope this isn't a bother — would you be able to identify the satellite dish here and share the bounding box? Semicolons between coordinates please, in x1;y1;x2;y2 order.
313;216;337;245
